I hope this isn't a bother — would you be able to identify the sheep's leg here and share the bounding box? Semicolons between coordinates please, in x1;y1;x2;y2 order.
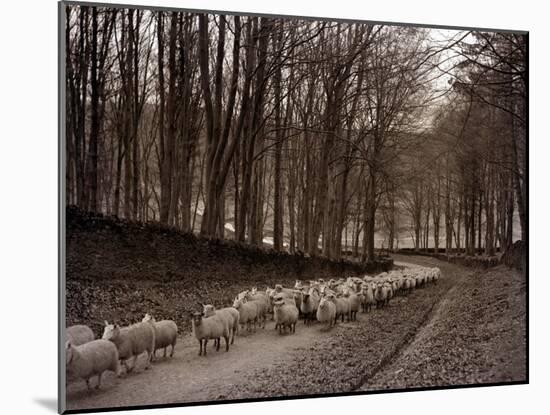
85;379;91;390
163;347;167;358
198;339;203;356
204;339;208;355
96;373;102;389
125;357;135;374
224;335;229;352
216;338;221;352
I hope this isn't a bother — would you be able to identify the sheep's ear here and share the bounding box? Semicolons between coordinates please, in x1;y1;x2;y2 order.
104;320;109;326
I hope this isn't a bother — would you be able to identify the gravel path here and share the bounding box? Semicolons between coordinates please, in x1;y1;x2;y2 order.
66;255;526;412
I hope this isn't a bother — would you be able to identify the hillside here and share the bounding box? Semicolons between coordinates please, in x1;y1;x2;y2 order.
65;207;392;336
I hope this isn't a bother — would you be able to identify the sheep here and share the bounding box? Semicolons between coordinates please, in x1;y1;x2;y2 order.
251;299;269;328
246;289;271;327
300;287;320;325
384;282;394;303
203;304;240;344
343;289;361;321
403;277;411;294
409;276;417;292
360;283;375;312
416;273;426;288
102;320;155;373
232;297;259;332
432;267;441;284
190;311;230;356
272;295;299;334
395;277;405;295
391;280;399;296
316;295;337;330
375;283;389;308
66;339;120;390
142;314;177;360
334;295;351;322
66;324;95;346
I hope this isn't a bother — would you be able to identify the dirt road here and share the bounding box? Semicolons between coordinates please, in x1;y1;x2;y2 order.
66;255;526;411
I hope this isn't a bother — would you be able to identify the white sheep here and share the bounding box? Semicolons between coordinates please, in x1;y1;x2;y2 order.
432;267;441;283
142;314;178;360
360;283;376;312
375;283;390;308
343;289;361;321
65;339;120;390
232;297;259;332
333;296;351;322
66;324;95;346
300;287;320;324
190;311;230;356
203;304;240;345
316;295;337;330
273;295;299;334
247;288;274;320
385;282;394;303
102;320;155;373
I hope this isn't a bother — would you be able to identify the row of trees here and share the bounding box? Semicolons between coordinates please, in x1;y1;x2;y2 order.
65;5;527;260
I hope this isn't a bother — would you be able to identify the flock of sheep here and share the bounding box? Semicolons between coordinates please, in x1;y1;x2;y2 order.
65;266;441;392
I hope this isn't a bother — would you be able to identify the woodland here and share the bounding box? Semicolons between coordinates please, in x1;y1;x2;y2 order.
64;5;527;261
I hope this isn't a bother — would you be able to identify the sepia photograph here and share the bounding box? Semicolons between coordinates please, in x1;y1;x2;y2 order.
59;0;527;413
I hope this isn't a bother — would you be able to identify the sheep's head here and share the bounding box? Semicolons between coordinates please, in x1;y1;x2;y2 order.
236;290;249;302
323;293;335;304
318;297;328;309
142;313;156;324
190;311;203;325
272;295;285;307
102;322;120;341
250;287;258;295
294;280;302;289
203;304;216;318
275;284;283;292
233;298;243;309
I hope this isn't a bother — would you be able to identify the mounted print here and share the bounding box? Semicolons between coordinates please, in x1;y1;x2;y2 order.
59;1;528;413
